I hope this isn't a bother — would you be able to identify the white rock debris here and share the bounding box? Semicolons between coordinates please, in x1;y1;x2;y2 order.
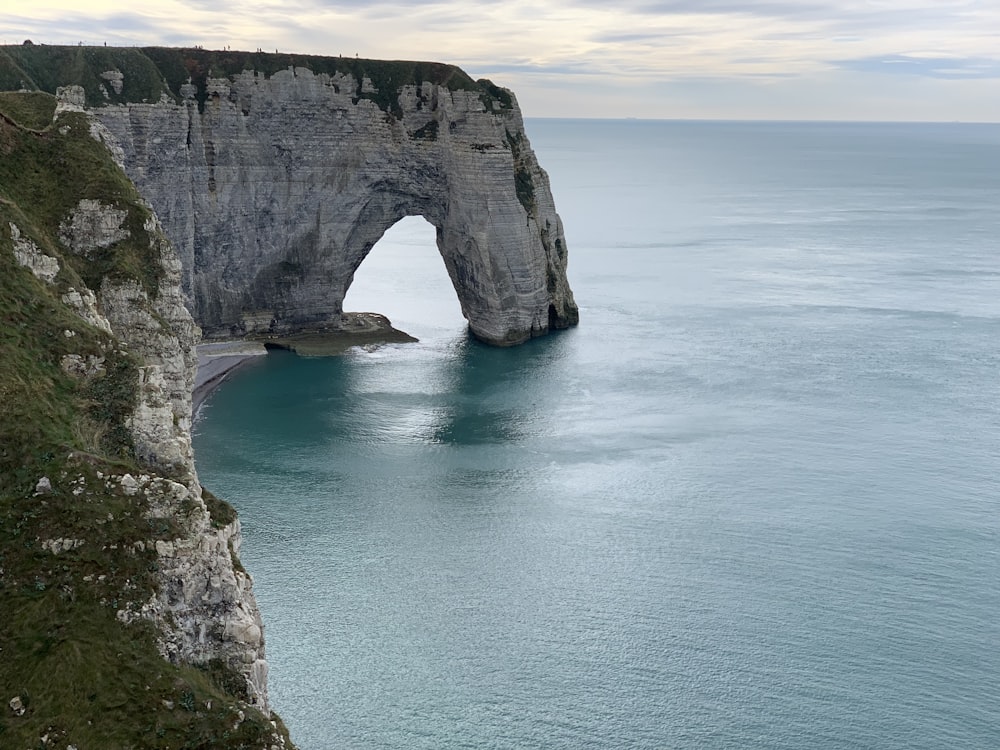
58;198;129;255
9;222;60;284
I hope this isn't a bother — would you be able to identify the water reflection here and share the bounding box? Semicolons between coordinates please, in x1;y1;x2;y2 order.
338;329;573;447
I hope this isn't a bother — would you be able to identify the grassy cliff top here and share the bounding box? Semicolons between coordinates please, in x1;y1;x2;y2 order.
0;43;511;116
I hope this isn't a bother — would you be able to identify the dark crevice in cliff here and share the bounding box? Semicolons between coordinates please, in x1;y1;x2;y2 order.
505;128;537;214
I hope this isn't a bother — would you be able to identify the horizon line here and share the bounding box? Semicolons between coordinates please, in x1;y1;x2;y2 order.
525;116;1000;126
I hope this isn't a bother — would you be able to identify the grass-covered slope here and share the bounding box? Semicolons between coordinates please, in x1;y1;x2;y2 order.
0;92;163;297
0;45;168;108
0;92;292;749
0;43;513;118
0;89;153;494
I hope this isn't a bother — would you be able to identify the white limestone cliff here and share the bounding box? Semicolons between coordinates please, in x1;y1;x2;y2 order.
4;51;581;742
88;63;578;345
39;186;274;715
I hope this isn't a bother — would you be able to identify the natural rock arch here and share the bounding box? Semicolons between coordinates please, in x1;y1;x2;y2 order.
342;215;463;321
338;178;558;345
45;49;581;346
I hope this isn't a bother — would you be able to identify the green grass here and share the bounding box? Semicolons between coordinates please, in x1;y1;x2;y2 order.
201;487;238;529
0;95;164;298
0;45;166;107
0;588;286;748
0;46;37;92
0;217;288;750
477;78;514;113
0;220;110;494
0;91;293;749
0;90;55;130
146;47;486;117
0;44;514;119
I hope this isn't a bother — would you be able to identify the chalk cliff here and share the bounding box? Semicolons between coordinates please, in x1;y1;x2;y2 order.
1;46;579;345
0;91;288;747
0;45;577;746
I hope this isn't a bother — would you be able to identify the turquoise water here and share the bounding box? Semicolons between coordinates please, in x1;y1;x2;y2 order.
193;120;1000;749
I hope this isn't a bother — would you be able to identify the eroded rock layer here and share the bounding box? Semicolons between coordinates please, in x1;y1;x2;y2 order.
1;46;579;345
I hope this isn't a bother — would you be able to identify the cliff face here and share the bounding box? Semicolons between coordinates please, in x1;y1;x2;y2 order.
0;45;576;746
1;46;579;345
0;91;287;748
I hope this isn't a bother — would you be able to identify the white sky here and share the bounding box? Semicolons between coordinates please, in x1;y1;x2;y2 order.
5;0;1000;121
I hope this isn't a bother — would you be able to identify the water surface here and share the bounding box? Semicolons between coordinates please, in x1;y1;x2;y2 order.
195;120;1000;749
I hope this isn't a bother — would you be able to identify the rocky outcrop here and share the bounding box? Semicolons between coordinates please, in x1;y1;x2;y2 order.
10;222;60;283
58;186;273;714
5;109;274;720
117;475;271;713
23;47;579;345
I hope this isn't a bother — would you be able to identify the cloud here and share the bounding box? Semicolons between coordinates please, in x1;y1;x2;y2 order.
469;62;601;77
592;32;661;44
3;1;999;121
835;55;1000;80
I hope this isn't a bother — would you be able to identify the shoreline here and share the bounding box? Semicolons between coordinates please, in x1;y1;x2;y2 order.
192;341;268;413
191;313;420;413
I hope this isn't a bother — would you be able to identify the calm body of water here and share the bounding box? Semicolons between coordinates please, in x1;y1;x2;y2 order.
193;120;1000;749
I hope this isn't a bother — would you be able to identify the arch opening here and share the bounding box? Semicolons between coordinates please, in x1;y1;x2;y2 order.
342;216;466;342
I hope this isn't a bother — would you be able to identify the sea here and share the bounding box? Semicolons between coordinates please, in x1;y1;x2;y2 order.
192;119;1000;749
